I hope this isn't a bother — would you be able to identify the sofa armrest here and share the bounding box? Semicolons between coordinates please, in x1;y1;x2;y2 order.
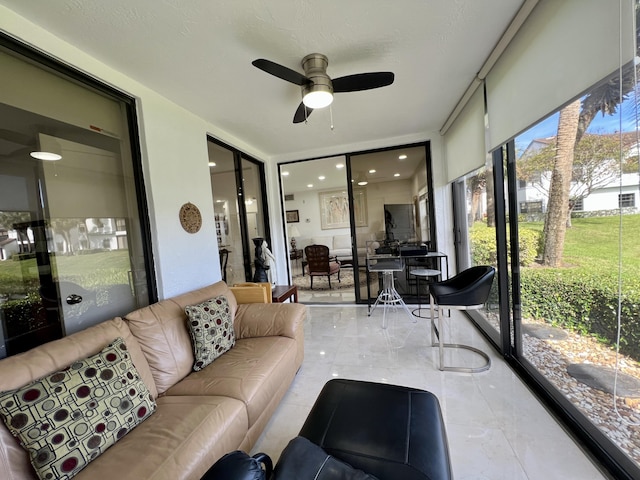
234;303;305;340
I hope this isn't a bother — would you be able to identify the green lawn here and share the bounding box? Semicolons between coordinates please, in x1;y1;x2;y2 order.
0;250;131;296
562;215;640;275
519;214;640;279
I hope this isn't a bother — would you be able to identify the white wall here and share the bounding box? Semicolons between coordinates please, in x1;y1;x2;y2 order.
286;177;416;247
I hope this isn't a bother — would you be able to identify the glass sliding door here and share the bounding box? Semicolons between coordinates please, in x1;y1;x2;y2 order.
280;156;350;303
508;56;640;474
280;143;434;305
349;144;434;304
0;42;153;358
450;165;502;347
208;138;269;285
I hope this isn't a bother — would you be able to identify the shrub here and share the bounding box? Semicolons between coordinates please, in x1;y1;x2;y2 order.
470;224;497;265
2;292;49;338
520;267;640;360
470;223;541;267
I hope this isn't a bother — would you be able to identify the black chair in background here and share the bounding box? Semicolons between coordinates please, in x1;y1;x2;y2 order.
429;266;496;373
219;248;229;283
304;244;340;290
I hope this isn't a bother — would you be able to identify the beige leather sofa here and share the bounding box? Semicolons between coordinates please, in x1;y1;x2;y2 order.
0;281;305;480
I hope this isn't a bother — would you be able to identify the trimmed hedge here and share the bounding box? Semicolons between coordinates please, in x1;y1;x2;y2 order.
470;223;640;361
520;268;640;360
470;223;541;267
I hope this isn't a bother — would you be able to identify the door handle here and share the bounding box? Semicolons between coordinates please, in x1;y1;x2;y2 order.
66;294;83;305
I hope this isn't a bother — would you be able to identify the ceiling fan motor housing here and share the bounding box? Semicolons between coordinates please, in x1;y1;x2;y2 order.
301;53;333;105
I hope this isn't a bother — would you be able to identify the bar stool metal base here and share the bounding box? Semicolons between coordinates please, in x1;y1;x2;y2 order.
430;297;491;373
369;270;415;328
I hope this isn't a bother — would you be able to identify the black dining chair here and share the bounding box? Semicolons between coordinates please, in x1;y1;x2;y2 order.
429;265;496;373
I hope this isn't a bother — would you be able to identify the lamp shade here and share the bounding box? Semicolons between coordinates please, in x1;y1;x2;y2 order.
289;226;301;237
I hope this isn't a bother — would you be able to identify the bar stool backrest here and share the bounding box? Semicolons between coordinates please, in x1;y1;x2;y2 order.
430;266;495;307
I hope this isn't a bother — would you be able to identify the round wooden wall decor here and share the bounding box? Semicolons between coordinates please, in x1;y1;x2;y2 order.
179;202;202;234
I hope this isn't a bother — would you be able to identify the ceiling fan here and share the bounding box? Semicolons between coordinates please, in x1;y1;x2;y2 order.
252;53;395;124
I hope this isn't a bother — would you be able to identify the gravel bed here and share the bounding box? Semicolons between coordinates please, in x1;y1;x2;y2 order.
521;319;640;466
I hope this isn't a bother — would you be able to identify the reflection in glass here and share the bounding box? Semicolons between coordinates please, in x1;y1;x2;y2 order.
0;48;149;357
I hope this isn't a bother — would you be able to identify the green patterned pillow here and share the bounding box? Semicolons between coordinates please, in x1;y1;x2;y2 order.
185;295;235;371
0;337;156;480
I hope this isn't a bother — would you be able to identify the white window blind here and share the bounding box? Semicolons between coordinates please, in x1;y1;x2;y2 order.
444;85;486;182
486;0;635;151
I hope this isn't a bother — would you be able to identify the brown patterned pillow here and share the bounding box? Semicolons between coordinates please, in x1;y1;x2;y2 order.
185;295;235;371
0;337;156;480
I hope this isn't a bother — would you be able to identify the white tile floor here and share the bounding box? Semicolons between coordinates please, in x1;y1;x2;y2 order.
251;304;608;480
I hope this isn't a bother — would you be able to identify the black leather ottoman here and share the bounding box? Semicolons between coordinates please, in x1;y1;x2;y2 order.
299;379;452;480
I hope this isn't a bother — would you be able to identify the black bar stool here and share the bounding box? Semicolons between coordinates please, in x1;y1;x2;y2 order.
429;266;495;373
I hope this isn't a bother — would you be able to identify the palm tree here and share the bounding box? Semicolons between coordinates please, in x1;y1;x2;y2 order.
541;3;640;266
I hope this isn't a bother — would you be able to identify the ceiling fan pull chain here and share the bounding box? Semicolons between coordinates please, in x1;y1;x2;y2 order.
330;104;334;131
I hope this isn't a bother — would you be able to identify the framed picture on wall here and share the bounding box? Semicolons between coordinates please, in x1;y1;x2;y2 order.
319;189;367;229
286;210;299;223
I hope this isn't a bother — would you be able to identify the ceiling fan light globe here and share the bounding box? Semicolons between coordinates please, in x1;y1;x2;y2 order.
303;90;333;109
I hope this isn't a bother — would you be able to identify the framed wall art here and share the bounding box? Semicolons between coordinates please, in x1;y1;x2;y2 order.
286;210;299;223
319;188;367;230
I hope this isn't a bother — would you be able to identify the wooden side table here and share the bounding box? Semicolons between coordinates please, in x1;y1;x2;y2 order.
271;285;298;303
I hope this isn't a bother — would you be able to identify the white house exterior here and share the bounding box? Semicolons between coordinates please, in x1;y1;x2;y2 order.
517;134;640;216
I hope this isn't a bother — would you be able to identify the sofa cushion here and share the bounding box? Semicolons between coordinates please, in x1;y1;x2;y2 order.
124;282;238;395
0;317;156;400
73;396;248;480
185;296;235;371
332;235;351;250
310;236;334;249
164;336;298;428
0;337;156;480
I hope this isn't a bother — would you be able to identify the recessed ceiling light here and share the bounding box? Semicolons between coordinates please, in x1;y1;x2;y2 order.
281;171;289;176
30;151;62;161
318;175;325;180
336;163;344;169
394;173;400;177
368;169;376;174
307;184;314;188
357;180;368;186
208;161;216;167
398;154;407;160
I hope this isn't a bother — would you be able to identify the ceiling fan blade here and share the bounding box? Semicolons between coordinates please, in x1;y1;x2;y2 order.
252;59;309;85
332;72;395;92
293;103;314;123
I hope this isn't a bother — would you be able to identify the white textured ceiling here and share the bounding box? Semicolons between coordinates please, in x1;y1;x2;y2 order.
1;0;524;161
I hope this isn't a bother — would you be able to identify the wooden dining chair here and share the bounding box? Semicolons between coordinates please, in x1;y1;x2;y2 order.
304;244;341;289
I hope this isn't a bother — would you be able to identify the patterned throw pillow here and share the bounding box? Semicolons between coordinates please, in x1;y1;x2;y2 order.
185;295;235;371
0;337;156;480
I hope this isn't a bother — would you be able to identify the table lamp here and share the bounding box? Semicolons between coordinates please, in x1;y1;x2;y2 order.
289;226;300;251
